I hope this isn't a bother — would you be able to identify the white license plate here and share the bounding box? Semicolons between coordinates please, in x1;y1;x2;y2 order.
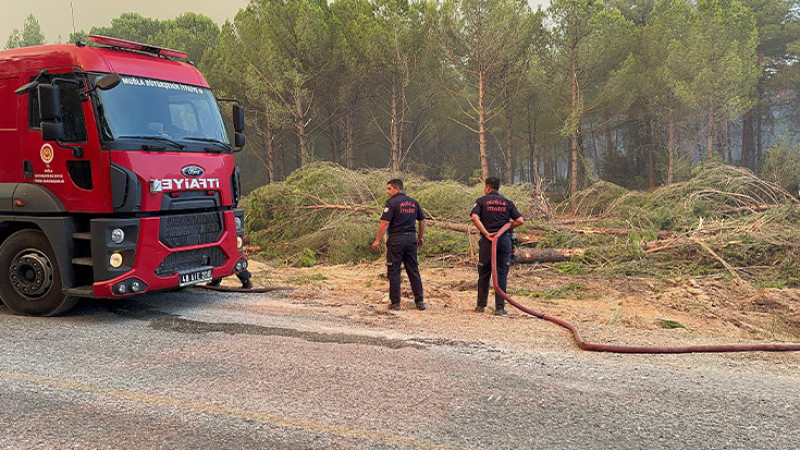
178;267;213;287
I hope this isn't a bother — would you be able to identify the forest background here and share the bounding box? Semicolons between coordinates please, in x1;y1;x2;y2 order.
7;0;800;340
5;0;800;200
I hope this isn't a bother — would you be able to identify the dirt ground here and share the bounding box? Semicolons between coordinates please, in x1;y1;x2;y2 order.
236;258;800;356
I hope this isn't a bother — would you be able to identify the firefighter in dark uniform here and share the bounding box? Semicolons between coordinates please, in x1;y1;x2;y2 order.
470;177;524;315
371;179;427;310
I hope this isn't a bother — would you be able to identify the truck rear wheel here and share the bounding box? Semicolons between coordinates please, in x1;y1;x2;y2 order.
0;230;78;316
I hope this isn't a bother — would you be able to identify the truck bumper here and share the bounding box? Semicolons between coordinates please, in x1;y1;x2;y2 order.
90;209;247;298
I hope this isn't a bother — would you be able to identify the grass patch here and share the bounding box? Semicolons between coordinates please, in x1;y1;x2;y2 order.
555;261;584;275
286;273;329;286
755;280;788;289
511;282;588;300
657;319;687;330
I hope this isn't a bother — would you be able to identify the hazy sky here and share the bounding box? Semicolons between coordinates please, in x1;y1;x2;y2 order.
3;0;251;44
5;0;551;46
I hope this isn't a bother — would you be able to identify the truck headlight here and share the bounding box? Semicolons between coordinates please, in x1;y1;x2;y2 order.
109;252;123;268
111;228;125;244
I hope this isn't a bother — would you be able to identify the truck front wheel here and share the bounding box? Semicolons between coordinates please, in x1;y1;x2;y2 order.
0;230;78;316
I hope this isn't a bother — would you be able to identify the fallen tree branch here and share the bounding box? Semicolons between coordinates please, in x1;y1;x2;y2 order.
292;196;679;242
570;226;630;236
298;196;476;233
565;226;676;240
528;224;675;240
720;204;775;215
690;235;744;282
642;237;692;254
552;215;610;225
300;194;378;214
429;220;476;233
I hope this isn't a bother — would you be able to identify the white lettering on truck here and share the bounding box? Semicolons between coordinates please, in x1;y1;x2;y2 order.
149;178;220;194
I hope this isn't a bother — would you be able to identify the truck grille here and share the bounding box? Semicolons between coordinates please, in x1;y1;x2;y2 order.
155;247;228;277
159;212;223;248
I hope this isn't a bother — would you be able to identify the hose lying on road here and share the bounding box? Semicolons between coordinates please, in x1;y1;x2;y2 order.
196;284;294;294
491;223;800;354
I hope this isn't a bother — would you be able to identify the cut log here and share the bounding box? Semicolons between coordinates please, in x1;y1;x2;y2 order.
571;226;629;236
514;233;543;244
513;248;585;263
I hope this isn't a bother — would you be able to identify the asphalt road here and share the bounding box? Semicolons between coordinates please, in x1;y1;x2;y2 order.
0;289;798;449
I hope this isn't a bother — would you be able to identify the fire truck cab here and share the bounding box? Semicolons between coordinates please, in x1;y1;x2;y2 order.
0;36;248;315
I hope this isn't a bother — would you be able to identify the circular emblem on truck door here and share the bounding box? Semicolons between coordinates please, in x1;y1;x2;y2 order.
40;144;54;164
181;165;204;177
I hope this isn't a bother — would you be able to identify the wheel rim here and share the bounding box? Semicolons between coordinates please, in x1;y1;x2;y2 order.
9;249;54;299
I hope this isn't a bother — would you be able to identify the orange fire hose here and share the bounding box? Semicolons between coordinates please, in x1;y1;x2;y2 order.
491;223;800;353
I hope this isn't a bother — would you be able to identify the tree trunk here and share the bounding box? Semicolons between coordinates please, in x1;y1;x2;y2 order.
647;121;655;191
345;111;355;170
570;131;580;209
265;116;275;184
327;115;340;164
726;121;733;163
648;145;655;191
755;105;763;169
706;98;714;156
504;97;514;184
526;103;538;184
390;71;401;171
279;145;286;181
479;69;489;180
543;142;552;182
604;121;613;158
295;87;309;167
667;107;675;185
569;45;580;209
741;108;753;169
397;68;407;169
590;125;600;178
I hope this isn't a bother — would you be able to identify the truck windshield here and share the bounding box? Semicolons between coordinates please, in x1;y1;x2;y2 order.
93;74;230;151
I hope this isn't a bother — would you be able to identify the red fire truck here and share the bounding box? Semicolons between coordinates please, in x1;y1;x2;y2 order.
0;36;248;316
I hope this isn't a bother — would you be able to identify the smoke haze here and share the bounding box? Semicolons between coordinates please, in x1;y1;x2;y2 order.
3;0;249;45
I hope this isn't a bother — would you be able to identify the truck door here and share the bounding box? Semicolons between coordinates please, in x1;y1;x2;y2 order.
22;71;107;213
0;75;23;187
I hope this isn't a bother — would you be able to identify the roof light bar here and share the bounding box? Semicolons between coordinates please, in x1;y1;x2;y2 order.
87;35;189;60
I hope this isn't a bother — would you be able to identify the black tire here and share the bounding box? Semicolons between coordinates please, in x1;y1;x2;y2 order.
0;230;78;316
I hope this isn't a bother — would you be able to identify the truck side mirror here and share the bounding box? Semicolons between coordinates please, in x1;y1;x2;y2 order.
232;104;245;133
37;81;84;157
234;132;246;150
38;84;62;121
42;121;66;141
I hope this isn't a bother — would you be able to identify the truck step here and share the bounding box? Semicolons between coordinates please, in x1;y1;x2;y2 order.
63;285;95;298
72;232;92;240
71;257;93;266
